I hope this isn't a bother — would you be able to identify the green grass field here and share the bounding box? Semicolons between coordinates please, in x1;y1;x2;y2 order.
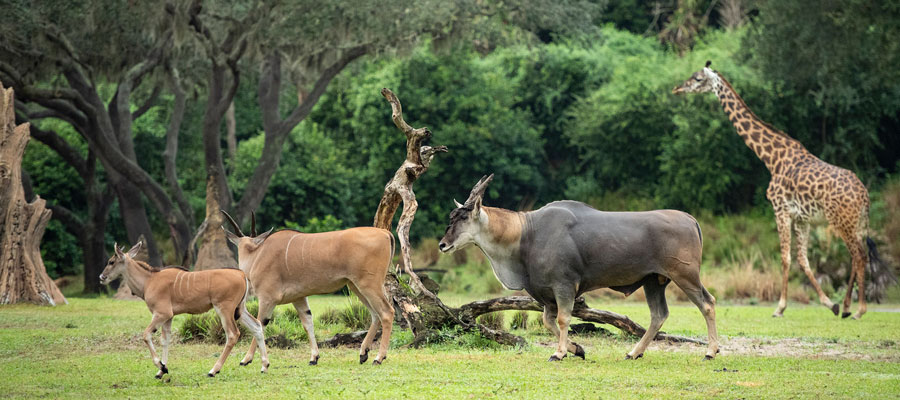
2;296;899;399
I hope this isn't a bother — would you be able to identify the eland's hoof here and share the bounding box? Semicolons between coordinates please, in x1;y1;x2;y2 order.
842;312;851;319
207;373;215;378
373;359;382;366
548;355;563;362
574;344;585;360
772;313;783;318
155;373;163;379
160;363;168;374
239;360;251;366
831;304;840;316
309;355;319;366
360;350;369;364
624;353;642;360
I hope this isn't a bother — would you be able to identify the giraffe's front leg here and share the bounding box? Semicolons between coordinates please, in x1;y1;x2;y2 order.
772;211;792;317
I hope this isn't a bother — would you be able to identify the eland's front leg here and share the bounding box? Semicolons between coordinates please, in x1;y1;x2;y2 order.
293;298;319;366
241;299;275;366
156;319;173;378
239;308;269;373
550;294;576;361
142;313;171;376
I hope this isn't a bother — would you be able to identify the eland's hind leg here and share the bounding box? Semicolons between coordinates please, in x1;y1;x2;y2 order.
354;280;394;365
348;283;380;364
670;269;719;359
209;305;240;377
626;276;669;360
292;298;320;365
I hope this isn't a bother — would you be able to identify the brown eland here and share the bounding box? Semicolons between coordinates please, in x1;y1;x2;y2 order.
221;211;395;366
99;241;269;378
439;175;719;361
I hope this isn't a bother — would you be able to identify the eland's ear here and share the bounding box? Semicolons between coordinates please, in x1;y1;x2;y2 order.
453;199;463;208
252;227;274;246
223;227;241;246
114;242;124;258
126;240;142;259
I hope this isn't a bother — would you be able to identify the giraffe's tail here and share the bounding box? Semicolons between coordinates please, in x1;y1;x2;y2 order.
865;237;897;303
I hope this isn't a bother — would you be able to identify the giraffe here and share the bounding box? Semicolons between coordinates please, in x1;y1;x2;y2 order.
673;61;873;319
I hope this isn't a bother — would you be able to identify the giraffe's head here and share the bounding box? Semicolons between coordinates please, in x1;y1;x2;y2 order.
672;60;719;95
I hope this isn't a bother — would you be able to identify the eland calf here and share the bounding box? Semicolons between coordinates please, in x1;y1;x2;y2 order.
221;211;395;366
99;241;269;377
439;175;719;361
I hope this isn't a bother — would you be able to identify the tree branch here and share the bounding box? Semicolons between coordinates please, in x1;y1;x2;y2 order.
457;296;707;345
23;120;88;180
131;85;161;121
162;66;194;227
232;45;369;223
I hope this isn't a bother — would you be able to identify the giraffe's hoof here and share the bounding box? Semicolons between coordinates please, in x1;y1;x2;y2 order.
831;304;840;316
160;363;168;374
574;344;585;360
842;312;852;319
704;355;714;361
207;373;215;378
548;355;563;362
155;372;163;379
309;355;319;366
771;313;783;318
372;359;382;366
239;360;251;366
624;353;643;360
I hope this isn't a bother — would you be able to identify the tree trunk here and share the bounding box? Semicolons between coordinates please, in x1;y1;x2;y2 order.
194;175;237;270
0;82;66;305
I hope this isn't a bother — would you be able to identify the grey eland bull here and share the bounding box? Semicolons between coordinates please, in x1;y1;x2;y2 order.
438;175;719;361
221;211;396;366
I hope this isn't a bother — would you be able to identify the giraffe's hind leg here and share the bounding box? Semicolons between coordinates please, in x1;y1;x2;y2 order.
837;229;868;319
793;220;838;315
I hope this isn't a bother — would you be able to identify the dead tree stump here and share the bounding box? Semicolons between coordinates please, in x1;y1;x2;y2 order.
0;81;66;305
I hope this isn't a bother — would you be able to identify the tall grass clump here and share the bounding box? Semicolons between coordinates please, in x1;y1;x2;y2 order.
476;312;505;331
510;311;529;330
339;295;371;331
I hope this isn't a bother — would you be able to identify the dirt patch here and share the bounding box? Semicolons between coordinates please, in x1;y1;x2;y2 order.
650;336;900;362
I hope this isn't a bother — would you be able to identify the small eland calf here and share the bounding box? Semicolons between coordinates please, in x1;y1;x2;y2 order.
100;241;269;377
222;211;395;366
439;175;719;361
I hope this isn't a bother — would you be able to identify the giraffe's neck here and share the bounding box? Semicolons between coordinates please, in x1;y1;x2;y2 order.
711;74;809;175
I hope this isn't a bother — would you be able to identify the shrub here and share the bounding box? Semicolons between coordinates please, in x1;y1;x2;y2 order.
476;312;505;331
510;311;529;330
